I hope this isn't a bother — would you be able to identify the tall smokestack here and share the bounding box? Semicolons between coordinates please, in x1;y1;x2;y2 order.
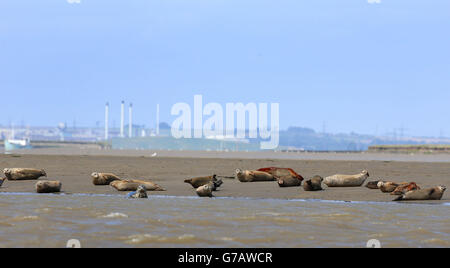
156;104;160;136
129;103;133;138
105;102;109;140
120;101;125;137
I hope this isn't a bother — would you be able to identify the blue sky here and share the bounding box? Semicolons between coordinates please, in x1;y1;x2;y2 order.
0;0;449;137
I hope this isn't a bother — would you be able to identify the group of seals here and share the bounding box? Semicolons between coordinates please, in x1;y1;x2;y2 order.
91;172;165;198
110;179;165;191
394;186;446;201
184;175;223;191
1;168;61;193
365;179;445;201
184;175;223;197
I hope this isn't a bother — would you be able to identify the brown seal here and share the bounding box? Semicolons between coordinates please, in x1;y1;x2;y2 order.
365;180;382;189
277;176;302;187
303;176;324;191
235;169;276;182
378;181;409;193
110;179;165;191
196;183;214;198
3;168;47;181
257;167;304;182
91;172;121;185
390;182;420;196
36;180;62;193
184;175;223;191
394;186;446;201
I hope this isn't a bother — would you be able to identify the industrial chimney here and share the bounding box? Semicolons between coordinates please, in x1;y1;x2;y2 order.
120;101;125;137
105;102;109;140
129;103;133;138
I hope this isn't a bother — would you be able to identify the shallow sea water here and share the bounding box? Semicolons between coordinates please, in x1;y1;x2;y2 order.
0;193;448;248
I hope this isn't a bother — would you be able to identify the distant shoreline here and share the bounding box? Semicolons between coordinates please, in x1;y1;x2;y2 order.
4;147;450;163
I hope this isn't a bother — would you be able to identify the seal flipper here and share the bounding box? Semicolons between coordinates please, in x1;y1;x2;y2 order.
393;195;404;201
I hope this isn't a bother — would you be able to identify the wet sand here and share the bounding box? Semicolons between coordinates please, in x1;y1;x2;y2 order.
0;152;449;203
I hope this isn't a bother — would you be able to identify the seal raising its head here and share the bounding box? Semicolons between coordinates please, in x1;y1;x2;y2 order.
394;185;446;201
303;176;324;191
196;183;214;198
127;185;148;199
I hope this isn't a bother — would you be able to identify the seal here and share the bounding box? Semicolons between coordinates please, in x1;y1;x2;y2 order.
184;175;223;191
91;172;121;185
196;183;214;197
365;180;382;189
35;180;62;193
377;181;400;193
0;177;5;188
303;176;324;191
3;168;47;181
323;170;369;187
127;185;148;199
235;169;276;182
277;176;302;187
391;182;420;196
257;167;304;182
110;179;165;191
393;186;446;201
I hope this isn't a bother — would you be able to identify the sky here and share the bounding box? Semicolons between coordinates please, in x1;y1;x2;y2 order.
0;0;449;137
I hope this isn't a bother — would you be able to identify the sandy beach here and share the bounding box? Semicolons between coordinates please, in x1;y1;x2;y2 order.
1;150;448;203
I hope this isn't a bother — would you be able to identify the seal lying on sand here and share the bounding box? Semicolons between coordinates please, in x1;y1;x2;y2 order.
91;172;121;185
184;175;223;191
110;179;165;191
196;183;214;197
323;170;369;187
393;186;446;201
277;176;302;187
127;185;148;199
391;182;420;196
35;180;62;193
257;167;304;182
4;168;47;181
303;176;324;191
378;181;401;193
365;180;382;189
235;169;276;182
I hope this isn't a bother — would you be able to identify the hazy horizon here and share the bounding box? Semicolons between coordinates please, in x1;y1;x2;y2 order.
1;0;449;137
